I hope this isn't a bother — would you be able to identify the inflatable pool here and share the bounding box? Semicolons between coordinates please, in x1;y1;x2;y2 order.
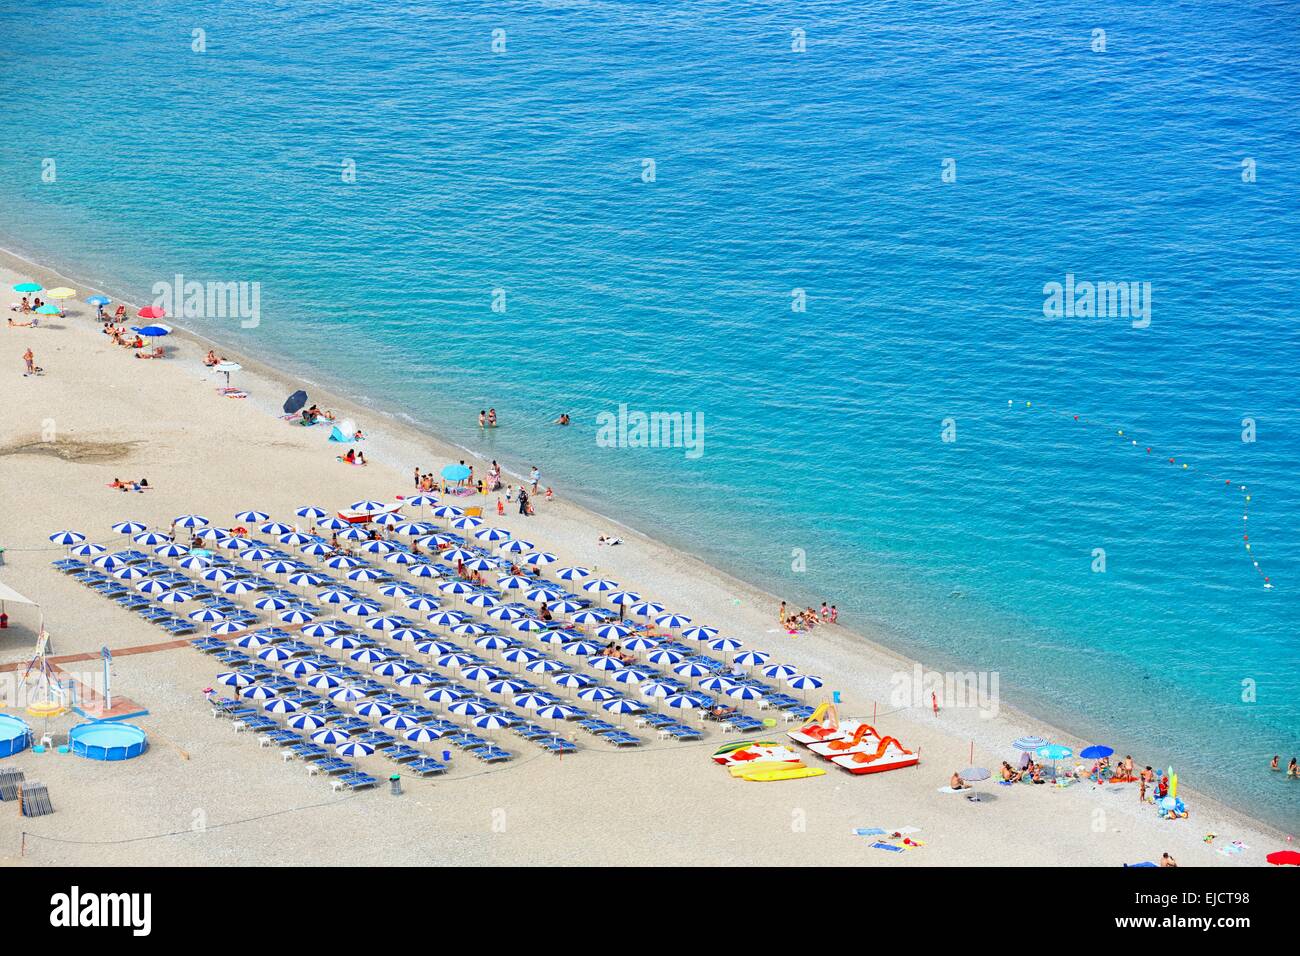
68;721;148;761
0;713;32;758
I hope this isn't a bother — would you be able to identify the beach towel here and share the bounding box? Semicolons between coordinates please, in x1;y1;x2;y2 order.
869;842;905;853
853;827;921;837
937;786;969;794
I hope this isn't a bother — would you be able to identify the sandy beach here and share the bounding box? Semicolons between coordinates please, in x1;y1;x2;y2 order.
0;250;1287;868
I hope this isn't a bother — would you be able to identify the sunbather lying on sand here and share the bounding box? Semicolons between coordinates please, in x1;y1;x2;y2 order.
109;477;151;492
339;448;367;466
7;316;38;327
135;346;165;359
597;534;622;546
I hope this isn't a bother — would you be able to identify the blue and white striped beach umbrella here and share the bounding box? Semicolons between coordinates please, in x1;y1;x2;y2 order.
527;658;567;675
486;606;525;622
211;620;244;635
536;704;579;721
173;514;210;529
194;527;229;542
288;571;327;587
260;521;295;536
474;636;514;653
449;516;483;530
373;513;402;528
324;635;364;650
438;548;475;565
498;539;534;554
427;610;468;627
623;636;659;652
111;521;147;535
348;567;389;584
474;527;513;543
407;563;443;580
431;505;464;519
136;579;170;595
451;622;491;637
349;500;388;513
316;516;350;532
242;684;277;700
355;700;392;719
351;648;387;664
762;663;799;680
391;521;431;536
627;601;666;617
189;608;226;623
380;714;420;732
708;638;744;654
437;581;475;596
608;590;642;606
49;530;86;546
368;615;409;631
372;660;410;678
604;698;645;715
665;693;703;711
342;600;380;617
360;539;397;555
487;678;527;695
448;701;488;717
461;665;504;682
787;674;824;692
728;684;764;703
255;596;291;611
510;618;547;634
262;560;301;577
133;531;172;547
569;609;610;625
611;667;651;685
577;645;616;663
312;728;351;745
415;638;456;655
513;692;556;710
435;652;476;669
405;726;445;744
176;554;210;570
536;629;571;644
595;623;632;641
237;548;274;563
582;578;619;594
222;581;258;596
257;646;292;662
1012;735;1049;751
503;647;541;664
673;661;712;680
282;659;319;678
300;621;339;639
317;588;356;605
235;510;270;523
379;582;417;599
579;685;620;702
425;687;467;704
474;713;511;732
287;713;326;731
264;697;300;714
523;551;558;566
70;543;107;557
93;555;126;572
699;675;737;693
464;593;501;609
733;650;769;667
154;543;188;558
115;567;148;581
405;595;440;613
681;625;719;642
201;567;237;582
524;587;562;604
296;506;328;521
460;557;498;572
388;627;429;643
396;672;435;688
547;599;583;614
279;532;315;547
640;681;677;699
307;673;344;690
553;672;595;690
299;542;332;558
221;537;252;550
279;609;315;625
655;612;692;629
554;565;591;581
324;555;365;571
330;687;366;703
337;527;369;542
494;574;532;591
215;671;255;687
336;741;375;758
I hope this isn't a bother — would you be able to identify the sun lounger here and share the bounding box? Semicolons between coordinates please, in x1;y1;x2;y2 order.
724;715;765;734
356;731;396;749
236;716;277;734
448;733;489;750
578;719;617;735
604;731;642;747
286;743;328;761
473;746;512;762
384;744;422;763
406;758;448;776
659;724;702;741
638;713;676;729
539;737;577;755
514;723;552;740
335;771;378;791
310;758;354;776
260;729;300;747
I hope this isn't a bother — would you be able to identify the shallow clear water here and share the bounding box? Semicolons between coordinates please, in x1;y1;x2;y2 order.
1;0;1296;830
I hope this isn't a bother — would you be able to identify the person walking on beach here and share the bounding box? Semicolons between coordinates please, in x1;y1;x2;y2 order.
22;347;35;375
518;487;530;516
529;465;540;494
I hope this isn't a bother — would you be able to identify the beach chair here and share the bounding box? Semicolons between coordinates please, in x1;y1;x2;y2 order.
406;758;448;777
604;731;642;747
638;713;676;729
578;719;617;736
473;746;512;763
311;758;354;776
514;724;551;741
52;558;85;572
334;772;378;791
660;724;703;741
237;716;277;734
449;733;490;750
260;729;300;748
384;744;422;763
356;731;396;749
286;743;328;762
724;715;765;734
539;737;577;755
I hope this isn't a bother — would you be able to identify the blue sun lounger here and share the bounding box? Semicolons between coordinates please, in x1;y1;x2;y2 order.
604;731;642;747
288;743;328;761
473;746;512;762
406;758;448;776
312;758;354;776
539;737;577;755
661;724;702;741
336;772;378;790
449;733;489;750
384;744;422;763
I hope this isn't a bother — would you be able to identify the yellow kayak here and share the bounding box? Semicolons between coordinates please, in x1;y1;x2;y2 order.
729;760;806;777
741;766;827;782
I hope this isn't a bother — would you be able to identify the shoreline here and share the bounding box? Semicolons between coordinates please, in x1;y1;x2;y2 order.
1;243;1290;862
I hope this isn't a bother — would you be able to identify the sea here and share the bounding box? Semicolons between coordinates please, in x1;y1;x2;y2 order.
0;0;1296;831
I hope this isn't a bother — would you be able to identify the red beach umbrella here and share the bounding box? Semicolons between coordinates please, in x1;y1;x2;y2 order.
137;306;166;319
1266;850;1300;866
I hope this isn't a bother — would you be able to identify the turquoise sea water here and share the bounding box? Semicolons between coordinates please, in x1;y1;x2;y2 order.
1;1;1297;830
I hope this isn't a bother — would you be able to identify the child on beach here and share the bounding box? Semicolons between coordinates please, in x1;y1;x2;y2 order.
496;497;504;516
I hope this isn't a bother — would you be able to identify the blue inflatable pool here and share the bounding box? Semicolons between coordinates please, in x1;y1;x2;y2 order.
0;714;31;758
68;721;148;761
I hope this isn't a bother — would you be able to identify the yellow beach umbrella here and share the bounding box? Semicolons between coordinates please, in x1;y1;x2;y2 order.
46;287;77;316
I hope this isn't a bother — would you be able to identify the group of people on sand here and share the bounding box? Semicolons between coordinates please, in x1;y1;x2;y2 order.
299;403;335;424
779;600;838;632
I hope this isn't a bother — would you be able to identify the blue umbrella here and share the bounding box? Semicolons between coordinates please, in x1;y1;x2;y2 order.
441;464;471;482
1080;745;1114;760
131;324;172;337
